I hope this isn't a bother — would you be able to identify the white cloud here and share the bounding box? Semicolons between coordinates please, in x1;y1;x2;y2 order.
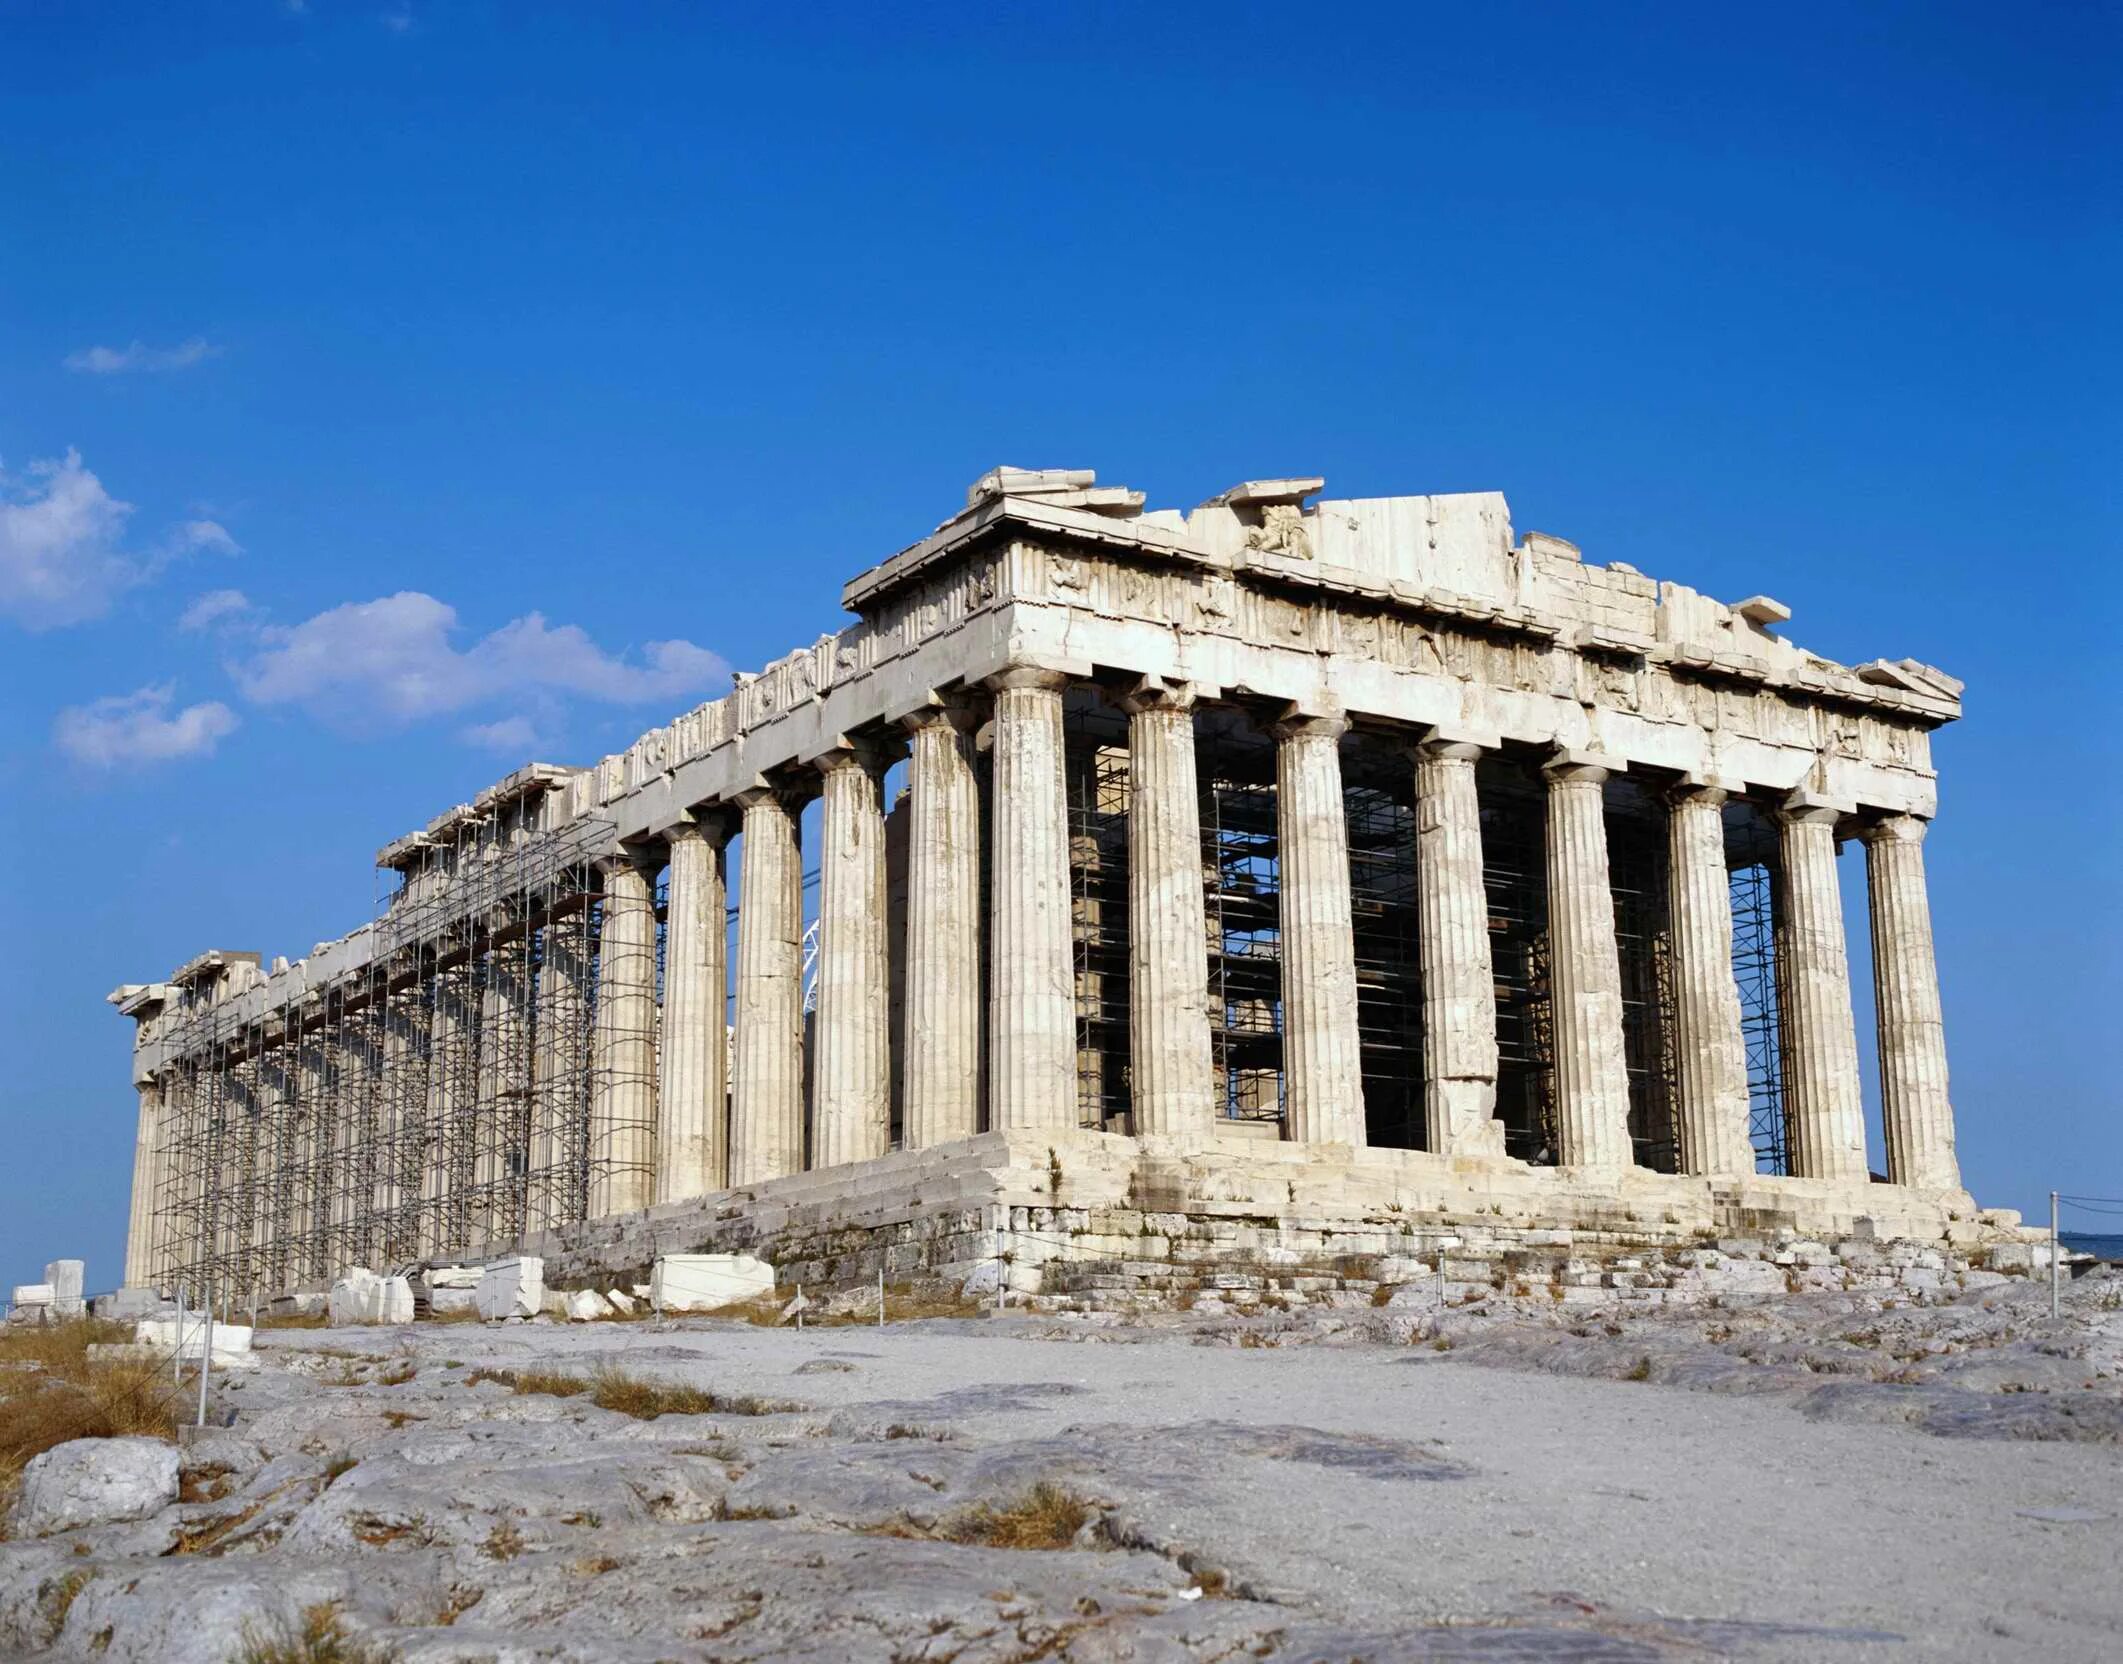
63;338;220;375
461;715;540;753
1;450;139;628
0;451;238;629
232;591;728;733
53;684;239;769
178;588;253;632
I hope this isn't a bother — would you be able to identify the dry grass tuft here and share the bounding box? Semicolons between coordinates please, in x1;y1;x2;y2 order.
253;1312;330;1331
871;1482;1096;1552
0;1320;183;1517
474;1364;795;1420
234;1601;394;1664
37;1567;93;1642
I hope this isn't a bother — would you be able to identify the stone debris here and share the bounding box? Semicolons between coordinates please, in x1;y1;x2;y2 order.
8;1437;179;1538
130;1317;256;1370
563;1289;611;1322
6;1284;55;1324
650;1252;775;1313
475;1255;542;1322
42;1261;84;1322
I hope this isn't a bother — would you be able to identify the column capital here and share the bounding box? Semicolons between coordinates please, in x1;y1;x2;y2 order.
899;691;983;736
665;807;735;849
1860;812;1929;847
1415;723;1500;763
1777;787;1852;829
1267;704;1348;744
1112;675;1201;717
1543;745;1622;786
984;665;1073;695
593;845;663;879
731;773;819;814
810;733;899;778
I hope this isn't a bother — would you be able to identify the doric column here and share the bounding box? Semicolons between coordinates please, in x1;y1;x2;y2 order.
730;784;808;1183
1414;735;1505;1156
1776;795;1868;1182
1542;750;1633;1169
124;1079;162;1287
1665;782;1755;1176
588;851;660;1218
293;1027;331;1284
900;700;982;1147
1272;711;1365;1146
474;936;532;1246
658;813;732;1202
422;966;474;1254
812;743;893;1168
1120;680;1215;1138
986;669;1078;1131
528;906;592;1234
1864;815;1960;1190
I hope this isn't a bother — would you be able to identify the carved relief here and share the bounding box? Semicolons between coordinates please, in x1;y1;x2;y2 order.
1243;503;1313;560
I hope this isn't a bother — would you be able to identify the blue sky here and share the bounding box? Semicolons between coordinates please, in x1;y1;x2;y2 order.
2;2;2116;1291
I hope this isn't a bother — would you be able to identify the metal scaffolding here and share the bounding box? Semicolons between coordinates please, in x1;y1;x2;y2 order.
1346;749;1423;1150
1608;781;1680;1173
144;802;611;1304
1482;755;1555;1164
1066;701;1132;1130
1727;801;1788;1174
1198;715;1283;1125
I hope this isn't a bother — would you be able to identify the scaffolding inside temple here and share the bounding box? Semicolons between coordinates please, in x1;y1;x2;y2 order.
1345;744;1422;1149
1608;780;1680;1173
1482;755;1555;1164
1198;714;1283;1125
1066;700;1132;1130
1727;802;1788;1174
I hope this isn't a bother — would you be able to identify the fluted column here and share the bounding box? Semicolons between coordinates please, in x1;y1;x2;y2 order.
986;669;1078;1131
731;784;808;1183
1864;815;1960;1190
1543;750;1632;1169
588;851;660;1218
1272;712;1365;1146
124;1079;163;1287
1776;796;1868;1182
812;744;893;1168
529;905;592;1235
422;967;474;1254
1414;736;1504;1156
658;814;732;1202
1666;783;1755;1176
1121;681;1215;1138
474;936;532;1245
900;700;982;1147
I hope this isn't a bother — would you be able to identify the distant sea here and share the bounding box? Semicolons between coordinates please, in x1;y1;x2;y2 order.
2062;1232;2123;1263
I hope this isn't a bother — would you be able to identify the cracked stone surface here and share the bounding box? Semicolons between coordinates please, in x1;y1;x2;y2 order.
3;1276;2119;1662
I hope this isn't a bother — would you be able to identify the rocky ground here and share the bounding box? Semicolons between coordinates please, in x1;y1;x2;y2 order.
2;1266;2119;1664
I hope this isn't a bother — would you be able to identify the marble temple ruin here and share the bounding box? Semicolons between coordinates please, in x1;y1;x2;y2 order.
109;467;2003;1307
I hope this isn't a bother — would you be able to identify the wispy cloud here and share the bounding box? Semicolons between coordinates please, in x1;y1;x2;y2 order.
63;338;220;375
231;591;728;737
53;684;239;769
461;715;541;753
0;450;237;629
380;6;413;33
178;588;253;632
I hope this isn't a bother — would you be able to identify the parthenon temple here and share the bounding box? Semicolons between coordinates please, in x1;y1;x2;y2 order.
111;467;1997;1306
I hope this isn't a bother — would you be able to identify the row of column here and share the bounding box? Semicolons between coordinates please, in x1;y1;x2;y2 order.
573;670;1957;1209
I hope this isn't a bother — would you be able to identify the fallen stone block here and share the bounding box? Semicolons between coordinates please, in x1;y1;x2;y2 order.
477;1255;544;1322
45;1259;86;1319
377;1276;415;1325
9;1436;177;1537
10;1282;55;1319
132;1316;256;1369
649;1253;775;1312
424;1264;483;1290
428;1287;478;1316
565;1289;612;1322
92;1287;165;1322
328;1268;382;1325
606;1289;636;1314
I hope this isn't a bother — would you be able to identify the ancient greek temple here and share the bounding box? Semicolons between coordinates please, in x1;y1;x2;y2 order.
111;468;1982;1306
